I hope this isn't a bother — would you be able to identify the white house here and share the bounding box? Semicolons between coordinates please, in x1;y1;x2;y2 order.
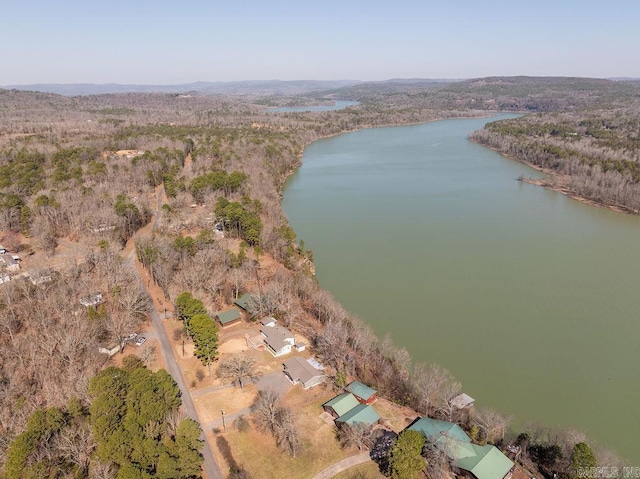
0;254;19;272
261;324;295;357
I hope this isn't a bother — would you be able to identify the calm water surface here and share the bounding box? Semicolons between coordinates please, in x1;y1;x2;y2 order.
282;114;640;462
268;100;359;113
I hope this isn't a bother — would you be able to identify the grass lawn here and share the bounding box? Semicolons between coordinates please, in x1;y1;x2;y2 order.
332;461;386;479
216;389;347;478
194;384;257;424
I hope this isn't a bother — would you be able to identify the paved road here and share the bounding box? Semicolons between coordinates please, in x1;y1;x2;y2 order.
311;451;372;479
130;186;223;479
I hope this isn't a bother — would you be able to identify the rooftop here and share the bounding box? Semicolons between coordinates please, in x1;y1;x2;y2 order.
323;393;360;417
345;381;376;401
234;293;252;311
335;403;380;426
261;325;294;352
453;444;514;479
284;356;325;385
217;308;242;325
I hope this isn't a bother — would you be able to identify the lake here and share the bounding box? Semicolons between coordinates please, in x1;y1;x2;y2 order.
282;114;640;463
267;100;359;113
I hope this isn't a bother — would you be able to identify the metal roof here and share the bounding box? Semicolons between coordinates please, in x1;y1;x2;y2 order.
345;381;376;400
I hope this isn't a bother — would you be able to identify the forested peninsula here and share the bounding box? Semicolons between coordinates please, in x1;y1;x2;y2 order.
1;77;638;478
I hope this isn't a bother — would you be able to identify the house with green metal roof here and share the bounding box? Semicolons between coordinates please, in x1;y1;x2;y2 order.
323;393;360;418
234;293;252;311
215;308;242;327
335;403;380;427
408;417;472;447
345;381;377;404
408;417;514;479
453;444;514;479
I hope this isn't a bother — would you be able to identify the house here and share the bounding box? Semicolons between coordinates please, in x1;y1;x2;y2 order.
0;254;20;272
345;381;377;405
323;393;360;418
234;293;253;311
335;404;381;427
260;316;277;328
28;269;53;285
0;244;7;254
261;325;295;357
452;444;515;479
408;417;514;479
215;308;242;327
283;356;325;389
98;342;121;357
450;393;475;410
80;292;104;307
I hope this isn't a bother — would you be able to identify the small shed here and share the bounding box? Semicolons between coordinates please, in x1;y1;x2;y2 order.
450;393;475;410
335;404;380;427
0;244;6;254
98;343;121;357
260;316;277;328
345;381;377;405
323;393;360;418
216;308;242;327
234;293;252;311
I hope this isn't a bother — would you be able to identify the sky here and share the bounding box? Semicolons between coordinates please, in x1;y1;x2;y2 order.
2;0;639;84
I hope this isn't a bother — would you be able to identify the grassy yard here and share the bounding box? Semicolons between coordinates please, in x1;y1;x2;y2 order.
332;462;386;479
215;389;347;479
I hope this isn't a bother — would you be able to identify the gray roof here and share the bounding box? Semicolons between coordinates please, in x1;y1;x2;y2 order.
262;325;294;352
0;254;18;266
284;356;325;385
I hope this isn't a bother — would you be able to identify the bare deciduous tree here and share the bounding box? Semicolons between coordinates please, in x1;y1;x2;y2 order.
216;354;257;389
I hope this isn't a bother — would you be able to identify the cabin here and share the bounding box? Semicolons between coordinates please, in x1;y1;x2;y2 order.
335;404;380;427
323;393;360;418
283;356;325;389
215;308;242;328
345;381;377;405
261;325;295;357
408;417;514;479
234;293;252;311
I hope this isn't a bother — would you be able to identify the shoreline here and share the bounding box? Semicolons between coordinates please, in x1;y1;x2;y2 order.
276;114;630;464
476;142;640;217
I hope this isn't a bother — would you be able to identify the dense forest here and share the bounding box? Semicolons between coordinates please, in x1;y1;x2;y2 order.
469;104;640;213
1;77;637;478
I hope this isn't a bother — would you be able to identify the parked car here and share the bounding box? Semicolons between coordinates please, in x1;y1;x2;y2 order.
135;336;146;346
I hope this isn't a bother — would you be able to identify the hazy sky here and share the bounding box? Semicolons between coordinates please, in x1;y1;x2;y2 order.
2;0;639;84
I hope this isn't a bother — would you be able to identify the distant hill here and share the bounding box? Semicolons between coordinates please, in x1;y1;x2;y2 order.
2;78;471;97
2;80;365;96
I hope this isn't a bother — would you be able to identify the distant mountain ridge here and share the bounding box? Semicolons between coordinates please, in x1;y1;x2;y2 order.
2;80;367;96
2;78;470;96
